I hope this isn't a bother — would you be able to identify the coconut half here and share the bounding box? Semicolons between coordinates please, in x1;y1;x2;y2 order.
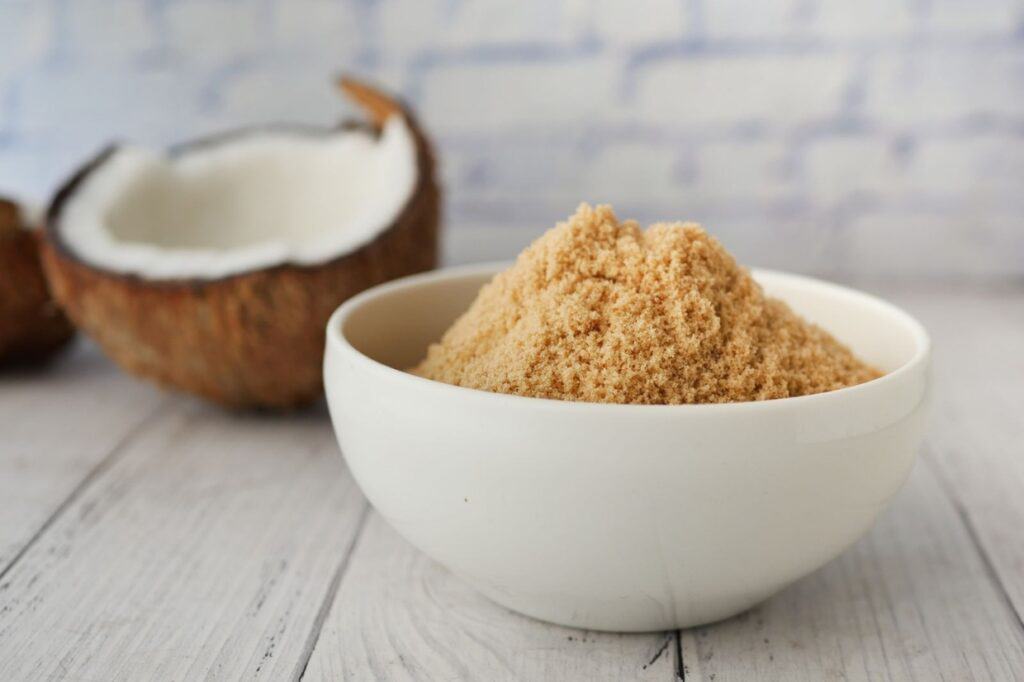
0;197;75;367
41;77;440;408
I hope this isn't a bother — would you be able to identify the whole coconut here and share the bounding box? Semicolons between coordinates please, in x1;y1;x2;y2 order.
0;198;75;367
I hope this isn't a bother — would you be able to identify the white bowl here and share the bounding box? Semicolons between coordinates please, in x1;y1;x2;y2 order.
324;264;930;632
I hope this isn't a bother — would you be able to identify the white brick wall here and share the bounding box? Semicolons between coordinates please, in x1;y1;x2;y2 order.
569;0;688;46
62;0;156;61
864;49;1024;126
420;57;619;132
0;0;1021;280
635;55;851;127
162;1;267;63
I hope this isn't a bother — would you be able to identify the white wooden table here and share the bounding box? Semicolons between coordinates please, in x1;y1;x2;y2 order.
1;284;1022;681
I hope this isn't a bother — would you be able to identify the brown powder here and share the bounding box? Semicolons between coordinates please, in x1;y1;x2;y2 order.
413;204;881;404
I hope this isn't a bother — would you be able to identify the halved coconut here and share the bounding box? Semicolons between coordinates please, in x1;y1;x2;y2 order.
41;77;439;408
0;197;75;367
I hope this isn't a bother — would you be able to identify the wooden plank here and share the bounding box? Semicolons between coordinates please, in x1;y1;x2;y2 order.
890;288;1024;620
680;446;1024;680
678;287;1024;680
302;513;679;681
0;400;367;680
0;343;167;571
2;287;1019;680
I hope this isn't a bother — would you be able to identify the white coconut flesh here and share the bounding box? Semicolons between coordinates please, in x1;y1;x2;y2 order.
56;116;417;280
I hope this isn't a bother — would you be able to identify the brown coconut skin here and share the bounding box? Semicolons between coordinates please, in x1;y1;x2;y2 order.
0;198;75;367
40;78;439;408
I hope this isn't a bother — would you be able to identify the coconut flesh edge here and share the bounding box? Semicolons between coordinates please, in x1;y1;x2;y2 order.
56;116;417;280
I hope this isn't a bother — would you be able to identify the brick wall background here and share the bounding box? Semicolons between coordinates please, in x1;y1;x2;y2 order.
1;0;1021;280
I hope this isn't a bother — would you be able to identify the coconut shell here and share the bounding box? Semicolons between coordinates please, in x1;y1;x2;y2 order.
0;198;75;367
40;77;440;408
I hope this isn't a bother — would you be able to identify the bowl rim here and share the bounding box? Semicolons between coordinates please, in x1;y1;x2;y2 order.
325;261;931;414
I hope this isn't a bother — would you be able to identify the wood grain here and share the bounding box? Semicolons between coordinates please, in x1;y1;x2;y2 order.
893;288;1024;620
0;399;367;680
301;513;679;681
0;287;1021;681
681;461;1024;681
0;342;166;571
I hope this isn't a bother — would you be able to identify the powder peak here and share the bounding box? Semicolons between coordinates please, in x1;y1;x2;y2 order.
414;204;880;404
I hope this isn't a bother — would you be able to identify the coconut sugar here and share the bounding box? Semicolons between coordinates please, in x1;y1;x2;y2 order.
414;204;881;404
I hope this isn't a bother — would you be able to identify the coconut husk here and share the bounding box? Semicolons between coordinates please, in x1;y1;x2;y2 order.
0;198;75;367
40;77;439;408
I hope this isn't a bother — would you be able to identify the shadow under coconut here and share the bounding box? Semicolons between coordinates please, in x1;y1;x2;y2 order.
0;336;87;378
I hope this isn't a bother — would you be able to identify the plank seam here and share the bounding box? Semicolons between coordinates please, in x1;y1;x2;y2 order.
0;398;170;585
926;455;1024;633
294;501;372;681
644;632;672;669
674;629;685;680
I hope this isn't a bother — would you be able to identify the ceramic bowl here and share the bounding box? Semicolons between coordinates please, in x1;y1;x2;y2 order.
324;264;930;632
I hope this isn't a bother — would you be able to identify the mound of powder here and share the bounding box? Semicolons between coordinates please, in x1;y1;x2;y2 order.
413;204;881;404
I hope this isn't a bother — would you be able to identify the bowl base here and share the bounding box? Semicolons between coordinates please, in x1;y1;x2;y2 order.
467;578;780;633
